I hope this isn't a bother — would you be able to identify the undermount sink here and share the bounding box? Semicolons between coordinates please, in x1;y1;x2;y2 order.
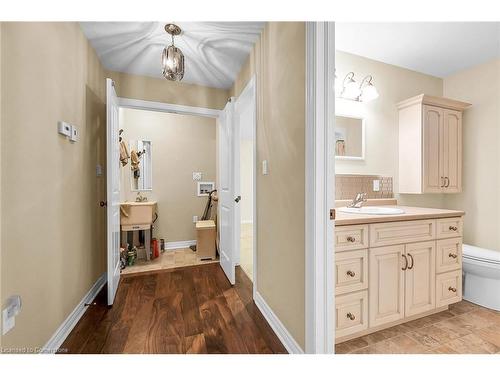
338;206;405;215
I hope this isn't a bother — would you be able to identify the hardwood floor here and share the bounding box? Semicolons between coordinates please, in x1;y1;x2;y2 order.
60;264;287;354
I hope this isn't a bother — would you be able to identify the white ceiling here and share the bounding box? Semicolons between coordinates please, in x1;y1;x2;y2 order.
80;22;264;89
335;22;500;77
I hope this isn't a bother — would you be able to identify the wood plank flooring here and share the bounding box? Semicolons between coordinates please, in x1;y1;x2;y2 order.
60;264;287;354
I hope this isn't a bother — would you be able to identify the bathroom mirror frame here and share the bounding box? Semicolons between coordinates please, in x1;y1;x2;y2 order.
130;139;153;192
334;112;366;161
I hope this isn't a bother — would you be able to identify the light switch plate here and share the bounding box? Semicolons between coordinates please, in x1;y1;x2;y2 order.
70;125;78;142
193;215;198;223
192;172;202;181
262;160;269;175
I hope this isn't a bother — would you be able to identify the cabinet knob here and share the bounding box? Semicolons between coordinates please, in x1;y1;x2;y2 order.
346;236;356;243
448;253;458;259
448;286;457;293
449;225;458;231
346;312;356;321
346;270;356;277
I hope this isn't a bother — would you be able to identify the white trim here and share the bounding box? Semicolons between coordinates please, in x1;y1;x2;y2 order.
166;240;197;250
118;97;221;118
305;22;335;354
254;292;304;354
41;273;106;354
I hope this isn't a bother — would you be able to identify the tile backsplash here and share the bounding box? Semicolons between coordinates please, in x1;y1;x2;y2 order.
336;174;393;200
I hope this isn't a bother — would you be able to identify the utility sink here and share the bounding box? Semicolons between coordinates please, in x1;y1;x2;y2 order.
120;201;157;228
338;206;405;215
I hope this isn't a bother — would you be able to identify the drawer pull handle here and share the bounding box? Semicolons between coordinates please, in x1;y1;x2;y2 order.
346;270;356;277
449;225;458;231
407;253;414;270
448;286;457;293
448;253;458;259
346;236;356;243
402;254;408;270
346;312;356;321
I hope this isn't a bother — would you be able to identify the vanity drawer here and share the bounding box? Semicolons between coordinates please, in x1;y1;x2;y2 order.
335;225;369;252
436;270;462;307
436;217;463;239
335;249;368;295
369;219;435;247
335;290;368;339
436;238;462;273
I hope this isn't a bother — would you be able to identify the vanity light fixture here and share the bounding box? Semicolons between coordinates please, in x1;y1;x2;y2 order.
337;72;379;102
162;23;185;81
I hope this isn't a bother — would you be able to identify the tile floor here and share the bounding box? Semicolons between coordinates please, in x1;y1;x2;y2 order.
335;300;500;354
240;223;253;281
121;248;218;275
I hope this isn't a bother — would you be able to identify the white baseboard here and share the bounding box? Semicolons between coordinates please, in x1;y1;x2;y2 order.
254;291;304;354
41;273;106;354
166;240;197;250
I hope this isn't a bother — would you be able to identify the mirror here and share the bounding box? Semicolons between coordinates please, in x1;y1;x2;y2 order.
130;140;152;191
335;115;365;160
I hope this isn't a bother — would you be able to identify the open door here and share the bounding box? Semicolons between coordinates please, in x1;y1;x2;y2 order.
218;99;236;284
106;78;121;305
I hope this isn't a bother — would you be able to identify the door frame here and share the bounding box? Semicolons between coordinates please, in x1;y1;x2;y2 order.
305;22;335;354
117;96;255;294
233;75;257;297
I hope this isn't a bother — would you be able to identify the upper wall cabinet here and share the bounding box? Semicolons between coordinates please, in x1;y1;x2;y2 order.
398;94;471;194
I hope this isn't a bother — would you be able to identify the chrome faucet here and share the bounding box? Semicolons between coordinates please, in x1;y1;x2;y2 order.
348;192;367;208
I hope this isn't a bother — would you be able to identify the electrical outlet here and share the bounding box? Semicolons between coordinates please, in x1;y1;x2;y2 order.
2;295;22;335
262;160;269;175
193;215;198;223
373;179;381;192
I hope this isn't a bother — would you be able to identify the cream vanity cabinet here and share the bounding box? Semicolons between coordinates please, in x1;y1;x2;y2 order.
335;216;463;343
398;94;471;194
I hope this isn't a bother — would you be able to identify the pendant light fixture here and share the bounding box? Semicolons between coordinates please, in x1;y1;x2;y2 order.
162;23;185;81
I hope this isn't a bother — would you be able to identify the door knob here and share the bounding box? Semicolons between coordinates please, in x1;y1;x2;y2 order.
99;201;107;207
234;195;241;203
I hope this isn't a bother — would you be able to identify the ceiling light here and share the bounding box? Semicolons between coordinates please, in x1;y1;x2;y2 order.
162;23;185;82
359;75;379;102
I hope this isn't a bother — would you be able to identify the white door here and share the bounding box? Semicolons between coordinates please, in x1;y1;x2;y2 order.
218;99;236;284
106;78;121;305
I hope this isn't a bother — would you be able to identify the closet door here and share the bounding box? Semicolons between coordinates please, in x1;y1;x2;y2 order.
442;109;462;193
369;245;405;328
422;105;444;193
405;241;436;317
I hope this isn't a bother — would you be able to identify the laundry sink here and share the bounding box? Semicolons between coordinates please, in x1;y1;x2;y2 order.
120;201;157;228
338;206;405;215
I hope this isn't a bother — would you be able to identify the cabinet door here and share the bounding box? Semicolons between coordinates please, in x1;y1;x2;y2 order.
405;241;436;317
369;245;405;328
423;105;444;193
442;109;462;193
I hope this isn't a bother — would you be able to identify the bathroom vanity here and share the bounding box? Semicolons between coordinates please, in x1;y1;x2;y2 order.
334;204;464;343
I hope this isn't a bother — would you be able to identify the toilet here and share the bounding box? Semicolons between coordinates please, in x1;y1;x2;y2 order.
462;244;500;311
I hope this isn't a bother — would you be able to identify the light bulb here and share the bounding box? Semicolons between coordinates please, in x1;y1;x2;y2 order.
360;83;379;102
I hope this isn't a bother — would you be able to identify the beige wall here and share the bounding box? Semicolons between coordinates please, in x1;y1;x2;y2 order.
107;70;229;110
119;108;217;242
443;58;500;251
232;22;306;349
335;51;446;208
1;22;107;350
